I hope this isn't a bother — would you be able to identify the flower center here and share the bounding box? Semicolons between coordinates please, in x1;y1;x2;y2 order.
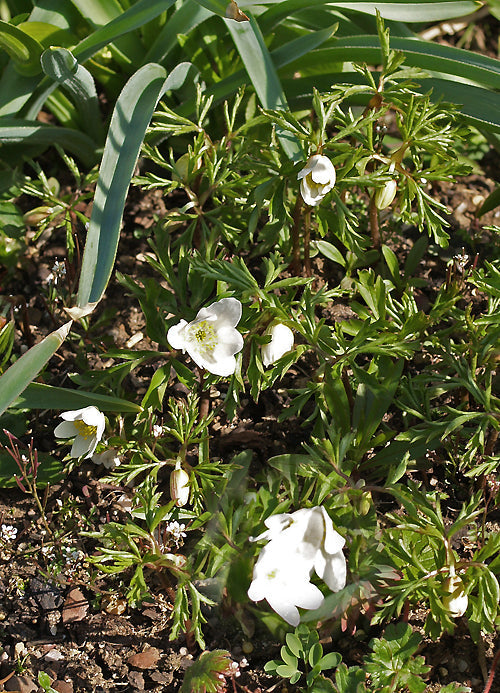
73;420;97;439
187;320;217;354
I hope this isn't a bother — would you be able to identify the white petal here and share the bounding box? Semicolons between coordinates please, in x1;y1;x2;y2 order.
310;156;336;185
266;590;301;626
247;578;265;602
321;507;345;554
214;326;244;355
59;408;87;422
196;352;237;377
81;406;106;440
167;320;188;349
300;178;324;207
316;550;347;592
262;323;294;366
294;581;325;610
70;435;93;458
197;297;242;328
54;421;77;438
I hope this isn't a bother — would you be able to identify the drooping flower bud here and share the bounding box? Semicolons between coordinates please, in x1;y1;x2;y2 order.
443;572;468;618
170;462;190;507
261;323;294;367
375;179;397;210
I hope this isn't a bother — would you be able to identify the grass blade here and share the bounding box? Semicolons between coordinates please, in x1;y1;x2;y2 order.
0;321;72;418
74;62;191;312
15;383;142;413
40;46;104;141
225;12;303;161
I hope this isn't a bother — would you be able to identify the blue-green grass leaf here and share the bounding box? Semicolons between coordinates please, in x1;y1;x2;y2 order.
0;322;72;418
75;62;191;310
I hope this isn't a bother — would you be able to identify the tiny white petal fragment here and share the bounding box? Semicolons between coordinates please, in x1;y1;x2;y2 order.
297;154;336;207
54;405;105;459
92;448;121;469
167;297;243;376
248;506;346;625
262;323;294;367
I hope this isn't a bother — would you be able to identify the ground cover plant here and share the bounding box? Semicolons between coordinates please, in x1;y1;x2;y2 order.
0;0;500;691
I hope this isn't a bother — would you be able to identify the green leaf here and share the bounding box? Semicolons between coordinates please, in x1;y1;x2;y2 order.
143;0;212;66
180;649;233;693
314;240;346;267
308;674;336;692
0;119;98;167
225;12;302;162
72;0;177;64
13;383;142;413
0;321;72;418
0;19;44;76
141;364;171;410
75;62;191;310
40;46;104;141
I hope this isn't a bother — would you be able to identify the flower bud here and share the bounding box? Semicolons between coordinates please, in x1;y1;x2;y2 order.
443;574;468;618
297;154;336;207
170;463;190;507
261;323;294;367
374;179;397;210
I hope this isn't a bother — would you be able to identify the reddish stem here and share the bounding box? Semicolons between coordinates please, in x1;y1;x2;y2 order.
483;648;500;693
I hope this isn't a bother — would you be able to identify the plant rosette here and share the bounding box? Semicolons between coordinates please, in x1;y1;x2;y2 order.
297;154;336;207
248;506;347;625
54;406;105;458
167;297;244;376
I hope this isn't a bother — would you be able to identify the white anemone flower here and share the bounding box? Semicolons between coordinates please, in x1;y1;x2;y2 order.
54;406;105;459
261;323;294;367
297;154;336;207
247;541;324;626
167;297;243;376
248;506;347;625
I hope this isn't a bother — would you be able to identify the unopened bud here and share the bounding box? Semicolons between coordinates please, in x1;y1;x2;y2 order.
170;464;190;507
358;491;372;516
172;153;201;183
374;179;397;210
443;574;468;618
23;206;56;225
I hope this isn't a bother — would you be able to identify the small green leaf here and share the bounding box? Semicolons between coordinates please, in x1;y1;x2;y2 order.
180;649;233;693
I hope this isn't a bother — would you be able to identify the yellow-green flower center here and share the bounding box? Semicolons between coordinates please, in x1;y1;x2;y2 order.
187;320;217;354
73;420;97;439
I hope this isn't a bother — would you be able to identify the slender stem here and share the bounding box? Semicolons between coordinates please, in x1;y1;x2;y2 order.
483;647;500;693
303;207;311;276
369;195;381;250
341;367;355;414
197;367;210;422
485;428;499;457
290;194;303;275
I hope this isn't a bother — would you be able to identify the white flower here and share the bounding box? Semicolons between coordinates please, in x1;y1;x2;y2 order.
92;448;121;469
247;541;324;626
0;524;18;542
262;323;294;367
54;406;105;458
297;154;336;207
167;297;243;376
248;506;347;625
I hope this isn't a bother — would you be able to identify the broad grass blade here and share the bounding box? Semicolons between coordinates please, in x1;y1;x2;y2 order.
15;383;142;413
0;321;72;419
75;62;192;311
41;47;104;142
226;12;303;161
